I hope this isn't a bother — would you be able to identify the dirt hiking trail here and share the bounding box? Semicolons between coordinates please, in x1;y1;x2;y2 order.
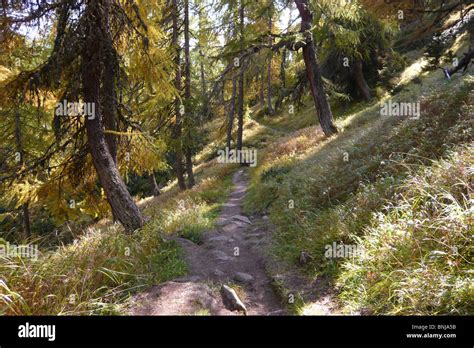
128;169;286;315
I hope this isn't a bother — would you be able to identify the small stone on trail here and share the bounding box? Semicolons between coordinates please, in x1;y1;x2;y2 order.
231;215;252;224
220;285;247;315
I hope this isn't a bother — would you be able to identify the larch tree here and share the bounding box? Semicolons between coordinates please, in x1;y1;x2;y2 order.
1;0;174;233
294;0;338;136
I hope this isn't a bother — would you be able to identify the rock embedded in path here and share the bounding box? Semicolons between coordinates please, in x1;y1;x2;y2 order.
210;250;232;261
244;233;263;240
231;215;252;225
233;221;249;228
234;272;255;285
220;285;247;315
217;215;252;227
222;224;243;233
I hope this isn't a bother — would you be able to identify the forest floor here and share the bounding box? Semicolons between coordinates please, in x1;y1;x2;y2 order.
128;168;340;315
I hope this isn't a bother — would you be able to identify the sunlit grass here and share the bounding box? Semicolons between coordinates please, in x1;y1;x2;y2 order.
0;222;186;315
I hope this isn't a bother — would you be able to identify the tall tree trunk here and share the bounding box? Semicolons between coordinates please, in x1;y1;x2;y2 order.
101;0;118;164
353;60;371;101
226;77;237;150
184;0;195;188
172;0;186;191
266;11;274;115
236;1;245;151
259;71;265;105
294;0;338;136
82;1;143;233
14;104;31;238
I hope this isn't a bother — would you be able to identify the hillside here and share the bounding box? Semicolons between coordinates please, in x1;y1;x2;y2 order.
2;41;472;315
0;0;472;321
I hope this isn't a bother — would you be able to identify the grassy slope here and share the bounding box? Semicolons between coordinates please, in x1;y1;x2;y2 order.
244;43;473;314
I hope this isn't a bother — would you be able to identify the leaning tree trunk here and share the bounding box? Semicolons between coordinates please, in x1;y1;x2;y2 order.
172;0;186;191
353;60;371;101
101;35;119;225
184;0;195;188
226;77;237;150
294;0;338;136
82;1;144;233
